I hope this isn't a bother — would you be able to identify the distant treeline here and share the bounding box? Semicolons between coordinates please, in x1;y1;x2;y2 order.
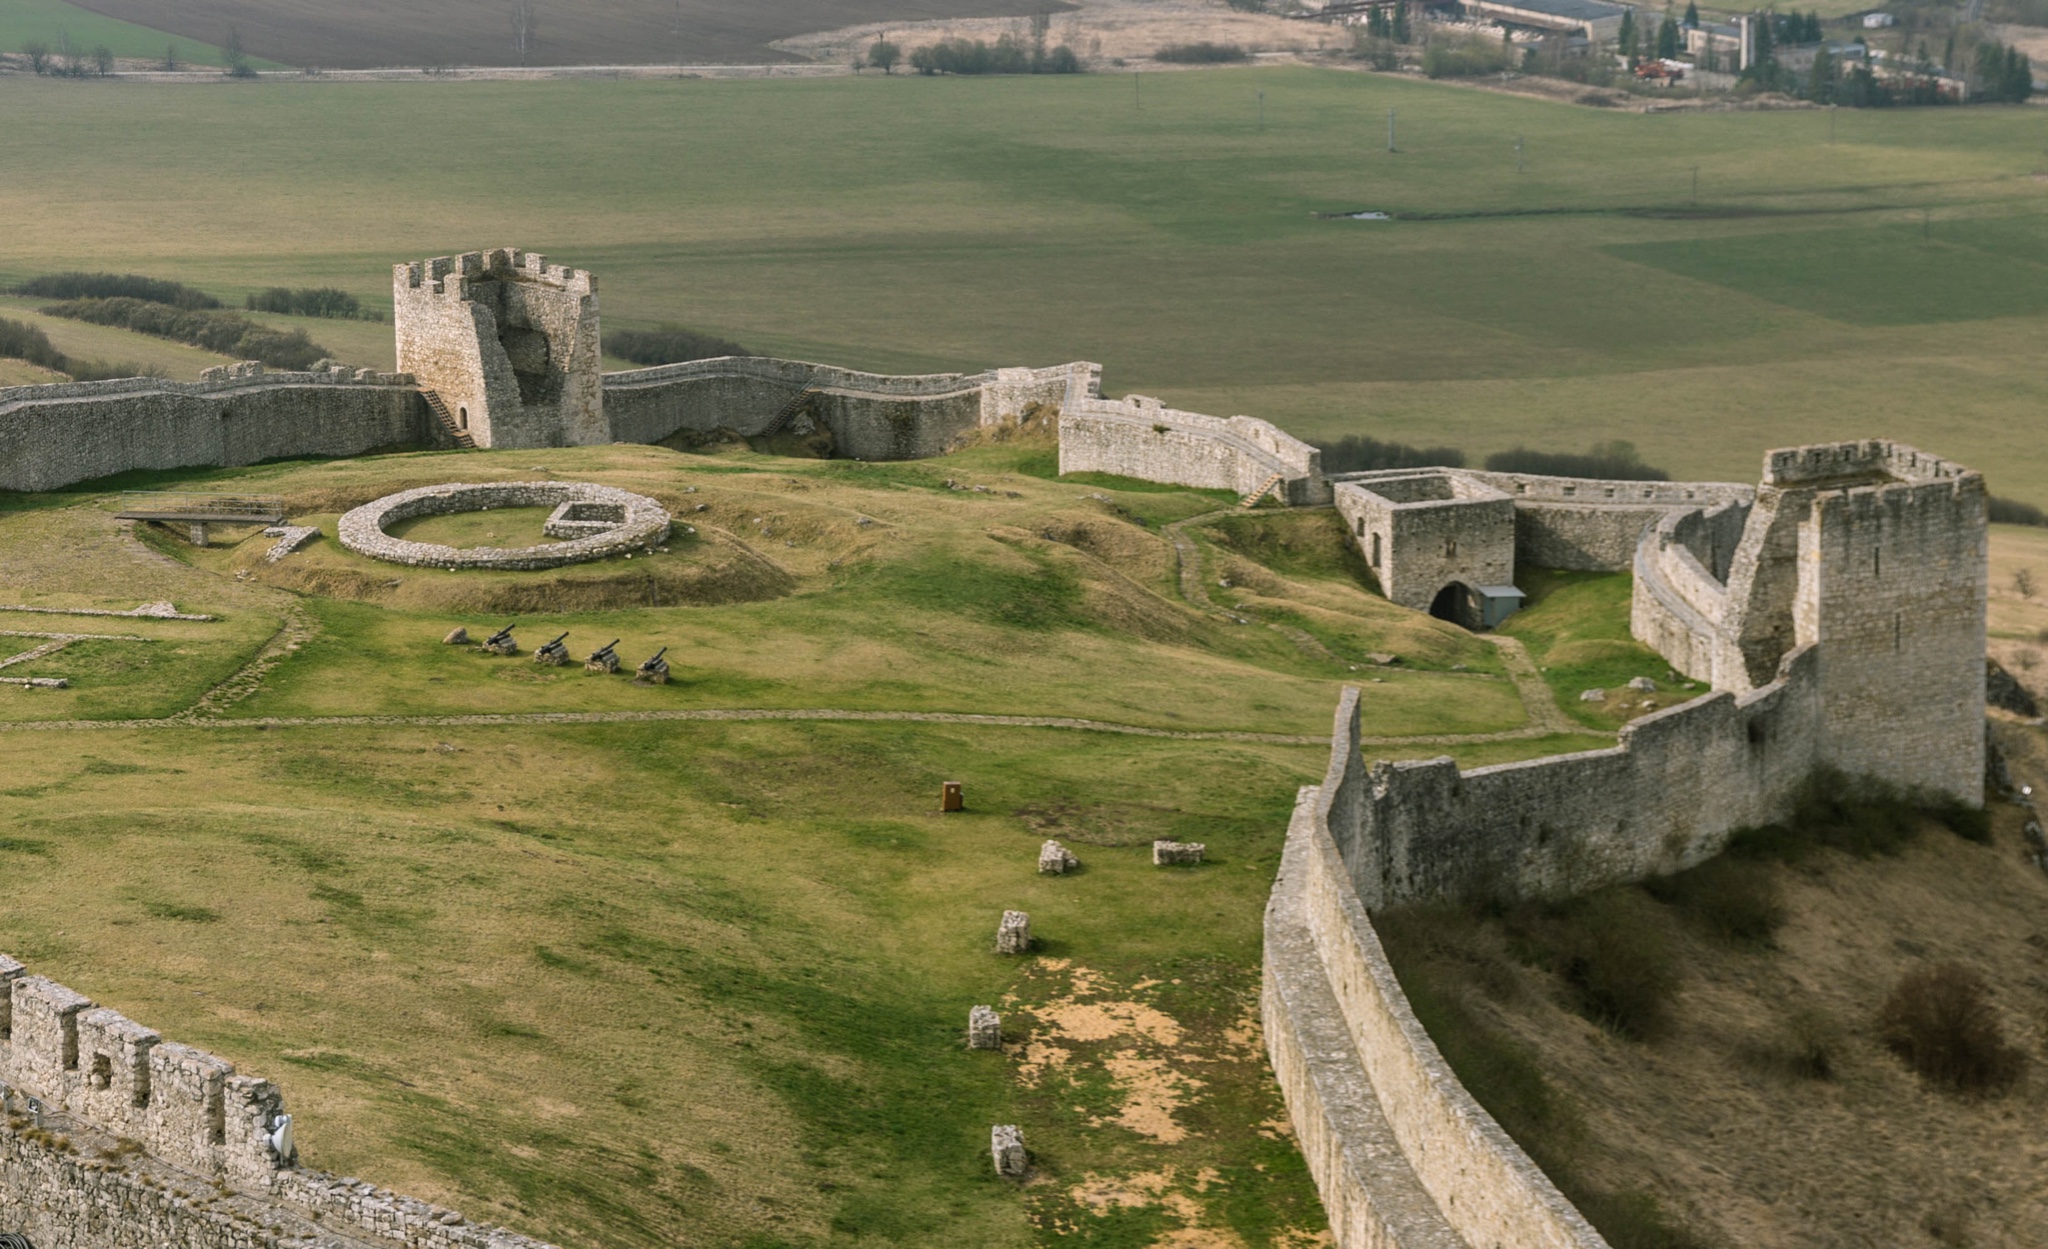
0;316;154;383
1312;436;1671;481
1155;42;1250;64
246;287;382;322
608;325;753;368
1311;435;1466;473
908;36;1080;75
1989;496;2047;526
16;272;221;310
1485;441;1670;481
39;298;326;371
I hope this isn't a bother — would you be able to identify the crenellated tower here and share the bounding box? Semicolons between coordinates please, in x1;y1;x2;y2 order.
393;248;603;450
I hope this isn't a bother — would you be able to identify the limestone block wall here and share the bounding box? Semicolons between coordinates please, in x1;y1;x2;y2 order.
1631;505;1751;689
1341;648;1823;908
1056;395;1329;504
0;370;429;493
1453;472;1753;572
1263;693;1609;1249
601;358;1092;460
1332;473;1516;613
0;956;558;1249
394;249;603;451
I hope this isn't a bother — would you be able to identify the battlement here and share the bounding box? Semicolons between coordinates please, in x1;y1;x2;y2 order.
396;248;595;300
1762;438;1975;489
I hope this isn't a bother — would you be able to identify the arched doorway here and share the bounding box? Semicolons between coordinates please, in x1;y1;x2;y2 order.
1430;582;1476;630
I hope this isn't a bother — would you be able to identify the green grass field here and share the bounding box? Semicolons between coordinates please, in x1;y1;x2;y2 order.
0;438;1594;1248
3;68;2047;498
0;0;255;67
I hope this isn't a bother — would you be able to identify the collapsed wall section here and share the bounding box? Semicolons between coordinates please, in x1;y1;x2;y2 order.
0;370;430;494
1057;394;1329;504
0;956;558;1249
602;359;1089;460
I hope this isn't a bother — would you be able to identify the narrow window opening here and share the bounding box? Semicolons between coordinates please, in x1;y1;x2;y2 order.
89;1053;112;1091
0;993;11;1041
456;406;469;430
1354;516;1364;536
60;1017;77;1070
1894;612;1902;653
1445;536;1457;558
1371;533;1382;567
1873;548;1881;577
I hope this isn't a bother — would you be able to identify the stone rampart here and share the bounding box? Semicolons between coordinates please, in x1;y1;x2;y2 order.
1263;693;1609;1249
0;955;557;1249
1453;472;1753;573
602;358;1090;460
1057;395;1329;504
0;371;429;494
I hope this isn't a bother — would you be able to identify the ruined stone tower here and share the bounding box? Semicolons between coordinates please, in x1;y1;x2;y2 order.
393;249;602;449
1643;440;1987;803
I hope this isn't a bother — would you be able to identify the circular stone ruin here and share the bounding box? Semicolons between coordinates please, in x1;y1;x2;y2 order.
338;481;672;570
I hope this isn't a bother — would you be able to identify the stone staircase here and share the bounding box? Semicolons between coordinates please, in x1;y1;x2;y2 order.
1240;472;1284;508
421;390;475;449
759;371;823;437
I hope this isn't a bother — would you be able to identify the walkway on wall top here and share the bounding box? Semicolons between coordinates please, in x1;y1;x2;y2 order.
113;492;287;525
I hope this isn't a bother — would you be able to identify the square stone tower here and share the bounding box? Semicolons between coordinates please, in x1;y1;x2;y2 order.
393;249;602;450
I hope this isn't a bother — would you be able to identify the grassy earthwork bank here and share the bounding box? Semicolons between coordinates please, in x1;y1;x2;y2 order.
0;438;1593;1248
4;68;2048;498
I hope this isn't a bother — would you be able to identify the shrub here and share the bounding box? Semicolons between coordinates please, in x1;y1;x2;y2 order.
1484;440;1669;481
245;287;372;320
1154;41;1249;64
608;325;753;367
1989;495;2047;526
911;36;1037;74
1311;434;1466;474
1644;856;1784;945
1422;33;1518;79
17;272;220;309
38;297;325;370
1509;890;1678;1040
1729;767;1988;862
1878;963;2027;1094
0;318;68;372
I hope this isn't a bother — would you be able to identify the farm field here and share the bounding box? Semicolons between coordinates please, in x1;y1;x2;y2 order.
0;0;244;67
0;437;1623;1248
4;67;2048;501
46;0;1067;68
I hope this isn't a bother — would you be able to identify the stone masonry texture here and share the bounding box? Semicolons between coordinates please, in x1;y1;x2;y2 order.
0;956;559;1249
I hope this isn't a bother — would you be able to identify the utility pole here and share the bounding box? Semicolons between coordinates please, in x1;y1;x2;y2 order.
1387;107;1397;153
1515;134;1524;173
1134;70;1141;109
1691;164;1699;204
1257;89;1265;132
1829;102;1836;144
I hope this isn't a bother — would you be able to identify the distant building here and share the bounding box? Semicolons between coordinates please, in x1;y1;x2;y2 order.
1776;40;1871;72
1455;0;1630;42
1863;12;1897;28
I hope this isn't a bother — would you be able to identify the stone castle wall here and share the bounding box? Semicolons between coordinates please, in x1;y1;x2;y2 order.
0;955;557;1249
1263;693;1610;1249
0;369;430;494
602;358;1089;460
1057;394;1329;504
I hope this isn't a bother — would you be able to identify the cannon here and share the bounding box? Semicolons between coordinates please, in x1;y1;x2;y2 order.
586;639;622;674
534;632;572;666
480;623;518;656
635;646;671;686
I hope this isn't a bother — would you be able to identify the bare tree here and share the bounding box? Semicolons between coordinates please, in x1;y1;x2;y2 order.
93;44;113;75
23;42;50;74
2015;568;2036;600
512;0;539;67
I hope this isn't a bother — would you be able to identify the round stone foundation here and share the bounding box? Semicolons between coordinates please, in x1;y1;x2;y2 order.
338;481;672;570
